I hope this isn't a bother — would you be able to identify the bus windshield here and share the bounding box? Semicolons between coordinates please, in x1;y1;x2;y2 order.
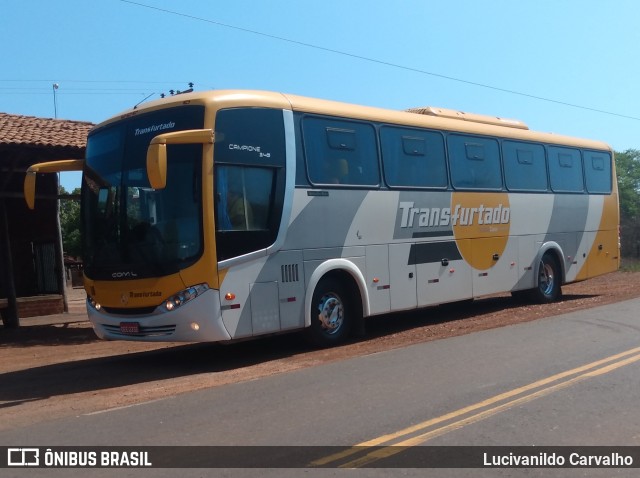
81;105;205;280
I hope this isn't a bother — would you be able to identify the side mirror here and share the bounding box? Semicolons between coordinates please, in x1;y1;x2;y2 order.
146;143;167;190
24;159;84;210
24;171;37;210
146;129;214;190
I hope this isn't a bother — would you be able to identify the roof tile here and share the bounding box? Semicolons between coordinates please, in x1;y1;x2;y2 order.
0;112;93;150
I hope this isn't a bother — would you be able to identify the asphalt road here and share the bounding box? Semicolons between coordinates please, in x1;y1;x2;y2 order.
2;298;640;477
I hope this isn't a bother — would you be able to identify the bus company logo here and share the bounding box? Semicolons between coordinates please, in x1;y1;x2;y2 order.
8;448;39;466
398;201;511;229
129;291;162;299
134;121;176;136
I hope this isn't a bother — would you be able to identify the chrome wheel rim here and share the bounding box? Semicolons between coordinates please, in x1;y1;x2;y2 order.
538;261;555;296
317;293;344;334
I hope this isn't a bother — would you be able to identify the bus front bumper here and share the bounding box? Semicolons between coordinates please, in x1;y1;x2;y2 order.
87;288;232;342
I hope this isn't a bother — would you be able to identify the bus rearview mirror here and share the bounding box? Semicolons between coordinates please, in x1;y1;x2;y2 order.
145;129;214;190
24;172;37;210
23;159;84;210
146;143;168;190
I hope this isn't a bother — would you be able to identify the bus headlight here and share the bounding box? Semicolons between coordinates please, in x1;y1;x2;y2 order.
163;283;209;311
88;296;101;311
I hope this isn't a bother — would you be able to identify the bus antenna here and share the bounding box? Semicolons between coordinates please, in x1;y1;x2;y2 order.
133;92;155;110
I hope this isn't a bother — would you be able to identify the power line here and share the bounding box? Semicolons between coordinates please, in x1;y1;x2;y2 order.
0;81;190;99
118;0;640;122
0;83;172;98
0;92;151;96
0;79;187;84
0;87;155;92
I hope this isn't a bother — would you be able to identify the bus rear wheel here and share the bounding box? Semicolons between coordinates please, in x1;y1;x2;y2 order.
305;277;355;347
531;253;562;303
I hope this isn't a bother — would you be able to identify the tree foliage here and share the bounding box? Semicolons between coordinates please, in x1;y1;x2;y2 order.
59;186;82;258
615;149;640;257
616;149;640;219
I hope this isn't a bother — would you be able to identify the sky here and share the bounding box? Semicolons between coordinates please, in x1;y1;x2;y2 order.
3;0;640;191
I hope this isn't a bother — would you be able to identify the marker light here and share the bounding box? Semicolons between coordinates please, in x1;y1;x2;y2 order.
224;293;236;301
163;283;209;312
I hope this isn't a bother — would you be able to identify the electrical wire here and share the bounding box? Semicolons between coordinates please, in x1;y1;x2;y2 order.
0;80;186;84
118;0;640;122
0;82;187;97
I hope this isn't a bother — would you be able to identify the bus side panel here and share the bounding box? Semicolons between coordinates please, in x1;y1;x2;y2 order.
572;232;592;281
515;234;540;291
509;193;554;292
221;251;306;337
250;282;280;335
472;237;519;297
543;233;575;282
366;245;391;315
575;193;619;280
416;240;473;306
220;264;255;339
583;229;619;278
389;243;417;311
221;257;279;339
276;250;305;331
572;194;604;281
544;194;590;282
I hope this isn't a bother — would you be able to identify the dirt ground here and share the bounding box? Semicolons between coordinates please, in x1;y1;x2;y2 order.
2;271;640;431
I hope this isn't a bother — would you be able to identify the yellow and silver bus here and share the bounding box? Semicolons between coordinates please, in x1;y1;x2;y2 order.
25;90;619;346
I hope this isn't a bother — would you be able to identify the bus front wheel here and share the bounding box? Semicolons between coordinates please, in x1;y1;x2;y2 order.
305;277;355;347
531;253;562;303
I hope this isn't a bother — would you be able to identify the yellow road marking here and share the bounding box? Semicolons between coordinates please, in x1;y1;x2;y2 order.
311;345;640;468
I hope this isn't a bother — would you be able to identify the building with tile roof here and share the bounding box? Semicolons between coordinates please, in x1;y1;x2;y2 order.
0;113;93;327
0;113;92;150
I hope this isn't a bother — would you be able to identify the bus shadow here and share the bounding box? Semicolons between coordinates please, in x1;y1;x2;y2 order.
0;334;310;407
0;293;597;407
362;293;598;339
1;324;99;348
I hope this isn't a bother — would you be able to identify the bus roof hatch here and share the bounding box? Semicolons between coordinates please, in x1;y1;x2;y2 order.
406;106;529;130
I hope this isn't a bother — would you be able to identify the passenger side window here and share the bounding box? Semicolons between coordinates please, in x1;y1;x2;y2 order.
583;150;612;194
216;166;274;232
503;141;548;191
548;147;583;192
302;117;379;186
448;134;502;190
380;126;447;188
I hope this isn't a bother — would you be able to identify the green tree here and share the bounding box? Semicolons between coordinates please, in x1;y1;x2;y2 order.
616;149;640;218
59;186;82;258
615;149;640;257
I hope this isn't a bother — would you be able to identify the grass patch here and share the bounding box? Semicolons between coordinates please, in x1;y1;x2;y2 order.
620;257;640;272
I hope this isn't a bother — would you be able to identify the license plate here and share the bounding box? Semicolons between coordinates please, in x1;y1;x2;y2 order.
119;322;140;334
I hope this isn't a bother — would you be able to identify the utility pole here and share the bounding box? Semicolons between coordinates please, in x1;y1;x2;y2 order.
52;83;59;118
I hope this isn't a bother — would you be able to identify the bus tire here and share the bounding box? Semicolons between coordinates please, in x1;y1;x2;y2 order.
305;277;355;347
530;253;562;303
